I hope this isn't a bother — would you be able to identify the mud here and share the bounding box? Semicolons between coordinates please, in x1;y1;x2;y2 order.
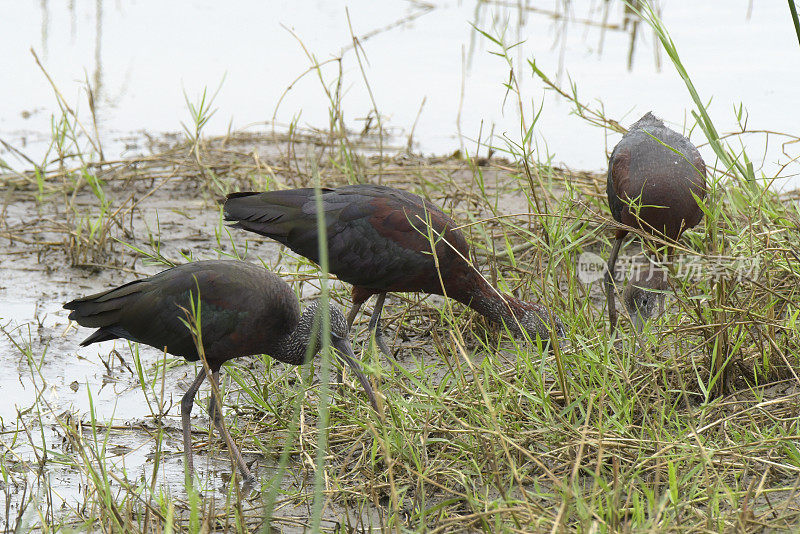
1;134;564;529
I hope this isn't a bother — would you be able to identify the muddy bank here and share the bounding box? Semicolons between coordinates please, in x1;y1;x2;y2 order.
1;132;586;530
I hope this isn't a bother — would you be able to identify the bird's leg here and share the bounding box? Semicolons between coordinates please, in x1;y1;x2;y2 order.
367;292;393;359
207;370;223;428
181;370;207;484
334;301;366;387
346;300;363;330
605;236;624;335
207;369;255;483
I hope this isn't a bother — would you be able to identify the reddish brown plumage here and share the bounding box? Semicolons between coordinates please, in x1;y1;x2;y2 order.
605;112;707;332
224;185;564;351
607;112;706;240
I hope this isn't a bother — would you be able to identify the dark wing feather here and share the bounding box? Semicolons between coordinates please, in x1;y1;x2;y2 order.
224;188;334;262
607;145;630;225
64;261;299;363
224;185;471;294
607;112;706;238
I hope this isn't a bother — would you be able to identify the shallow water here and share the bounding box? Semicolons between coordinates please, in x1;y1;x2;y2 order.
0;0;797;185
0;290;188;515
0;182;381;525
0;189;274;520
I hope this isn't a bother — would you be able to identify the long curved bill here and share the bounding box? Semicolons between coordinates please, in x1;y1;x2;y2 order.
332;338;379;411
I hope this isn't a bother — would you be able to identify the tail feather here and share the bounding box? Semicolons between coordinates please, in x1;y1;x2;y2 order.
65;287;140;327
67;308;123;329
64;279;146;339
79;328;120;346
64;278;142;308
224;189;320;240
226;191;260;200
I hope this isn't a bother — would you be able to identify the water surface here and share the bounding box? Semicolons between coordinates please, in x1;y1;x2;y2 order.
0;0;797;182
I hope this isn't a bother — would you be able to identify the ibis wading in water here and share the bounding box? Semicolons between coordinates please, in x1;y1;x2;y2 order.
223;184;564;355
605;112;706;332
64;260;377;482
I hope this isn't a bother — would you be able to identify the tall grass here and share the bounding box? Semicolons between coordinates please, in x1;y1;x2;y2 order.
789;0;800;47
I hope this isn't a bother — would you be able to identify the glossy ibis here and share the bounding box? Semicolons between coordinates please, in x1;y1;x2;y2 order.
64;260;377;482
606;112;706;332
223;185;564;355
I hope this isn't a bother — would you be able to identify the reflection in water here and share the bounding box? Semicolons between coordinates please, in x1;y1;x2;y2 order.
69;0;76;40
37;0;104;100
37;0;676;131
3;0;795;184
476;0;663;76
40;0;48;58
94;0;103;98
24;0;744;123
625;2;640;70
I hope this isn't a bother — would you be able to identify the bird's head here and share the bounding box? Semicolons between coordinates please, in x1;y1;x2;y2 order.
303;300;350;346
508;303;566;344
622;262;668;333
302;300;378;410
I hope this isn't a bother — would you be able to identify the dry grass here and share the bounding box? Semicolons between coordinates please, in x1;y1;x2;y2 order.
1;125;800;533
